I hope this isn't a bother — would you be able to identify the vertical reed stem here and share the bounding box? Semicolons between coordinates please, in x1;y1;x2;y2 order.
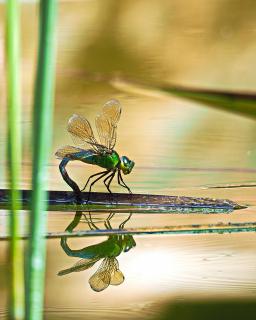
6;0;24;319
26;1;57;319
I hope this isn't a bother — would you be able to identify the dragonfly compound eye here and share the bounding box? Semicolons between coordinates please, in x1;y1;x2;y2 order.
120;156;135;175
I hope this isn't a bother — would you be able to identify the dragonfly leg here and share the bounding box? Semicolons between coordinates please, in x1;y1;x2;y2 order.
119;212;132;229
104;211;115;229
59;158;82;202
117;170;132;194
117;170;125;188
106;211;115;222
87;170;111;203
104;219;112;229
81;170;109;192
83;212;99;230
103;170;116;203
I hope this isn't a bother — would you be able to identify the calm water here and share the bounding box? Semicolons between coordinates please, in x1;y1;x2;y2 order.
1;0;256;319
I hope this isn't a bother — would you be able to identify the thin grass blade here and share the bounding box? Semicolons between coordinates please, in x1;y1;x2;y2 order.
6;0;25;319
26;1;57;319
112;79;256;120
160;85;256;119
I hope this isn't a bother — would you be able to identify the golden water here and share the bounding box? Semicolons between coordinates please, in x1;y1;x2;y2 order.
0;1;256;319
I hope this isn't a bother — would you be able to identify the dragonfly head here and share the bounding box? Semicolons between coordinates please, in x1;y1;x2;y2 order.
119;156;135;175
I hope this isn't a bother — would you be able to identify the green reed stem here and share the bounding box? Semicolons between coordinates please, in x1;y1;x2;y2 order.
26;1;57;319
6;0;25;319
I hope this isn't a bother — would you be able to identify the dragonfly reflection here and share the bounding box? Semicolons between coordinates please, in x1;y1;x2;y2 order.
58;211;135;292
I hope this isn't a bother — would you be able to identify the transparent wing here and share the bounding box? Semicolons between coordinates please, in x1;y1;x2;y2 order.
110;269;124;285
95;99;121;151
88;258;113;292
57;257;99;276
102;99;122;124
95;114;113;150
67;114;105;153
55;145;82;159
110;258;124;285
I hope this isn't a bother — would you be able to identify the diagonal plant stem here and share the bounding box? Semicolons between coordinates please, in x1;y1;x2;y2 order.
26;1;57;319
112;79;256;120
6;0;25;319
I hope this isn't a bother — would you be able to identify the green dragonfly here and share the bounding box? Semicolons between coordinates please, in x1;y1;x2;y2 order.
55;99;135;201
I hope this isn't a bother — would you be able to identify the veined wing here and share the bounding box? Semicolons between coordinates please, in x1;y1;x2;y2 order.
109;257;124;285
57;257;100;276
95;99;121;151
102;99;122;124
55;145;83;159
88;257;114;292
67;114;106;153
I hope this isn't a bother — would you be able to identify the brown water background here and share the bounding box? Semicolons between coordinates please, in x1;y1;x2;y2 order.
0;1;256;319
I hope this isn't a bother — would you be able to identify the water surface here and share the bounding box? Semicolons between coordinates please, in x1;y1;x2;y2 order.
0;0;256;318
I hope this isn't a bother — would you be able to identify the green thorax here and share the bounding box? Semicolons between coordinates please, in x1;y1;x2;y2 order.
70;149;120;170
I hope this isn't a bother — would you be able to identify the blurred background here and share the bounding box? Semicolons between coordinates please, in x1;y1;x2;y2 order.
1;0;256;195
0;0;256;189
1;0;256;319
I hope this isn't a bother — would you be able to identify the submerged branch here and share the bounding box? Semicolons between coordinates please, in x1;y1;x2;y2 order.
0;221;255;240
0;189;246;213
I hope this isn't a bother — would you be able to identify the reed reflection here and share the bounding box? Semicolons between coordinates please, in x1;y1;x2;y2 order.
58;211;135;292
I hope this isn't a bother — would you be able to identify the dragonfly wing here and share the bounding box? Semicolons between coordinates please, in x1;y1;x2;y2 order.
95;113;112;150
57;257;100;276
110;269;124;285
89;258;112;292
67;114;102;153
55;145;82;159
72;257;100;271
89;270;111;292
102;99;122;125
95;99;121;151
110;258;124;285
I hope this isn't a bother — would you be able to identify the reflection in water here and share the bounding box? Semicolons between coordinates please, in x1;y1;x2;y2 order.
58;211;135;292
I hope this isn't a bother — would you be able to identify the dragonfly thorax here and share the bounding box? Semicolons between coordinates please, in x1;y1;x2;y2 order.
119;156;135;175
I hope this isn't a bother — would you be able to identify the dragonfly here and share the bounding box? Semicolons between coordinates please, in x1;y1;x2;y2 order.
55;99;135;202
58;211;135;292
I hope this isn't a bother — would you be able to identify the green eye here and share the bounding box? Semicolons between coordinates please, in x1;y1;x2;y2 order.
120;156;134;175
122;157;128;165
